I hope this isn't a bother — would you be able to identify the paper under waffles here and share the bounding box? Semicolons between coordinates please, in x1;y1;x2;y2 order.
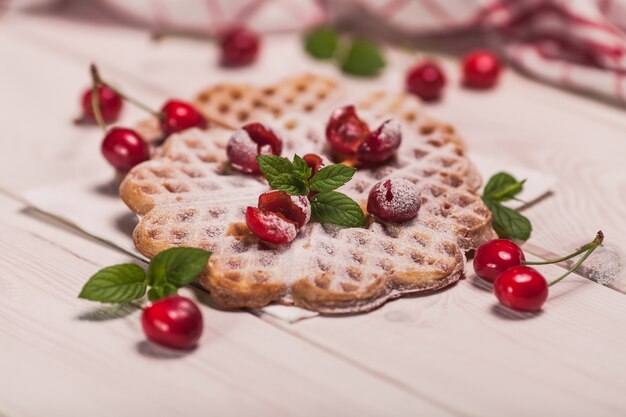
120;74;495;313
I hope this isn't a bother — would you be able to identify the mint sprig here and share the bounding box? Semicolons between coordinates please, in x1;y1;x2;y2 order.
79;247;211;303
304;27;339;59
482;172;532;241
256;154;364;228
304;27;386;77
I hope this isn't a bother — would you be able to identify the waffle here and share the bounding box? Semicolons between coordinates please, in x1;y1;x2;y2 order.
120;74;495;313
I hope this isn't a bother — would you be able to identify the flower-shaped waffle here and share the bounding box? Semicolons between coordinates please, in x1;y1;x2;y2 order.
120;74;495;313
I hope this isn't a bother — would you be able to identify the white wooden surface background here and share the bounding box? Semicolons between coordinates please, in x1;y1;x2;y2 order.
2;6;626;417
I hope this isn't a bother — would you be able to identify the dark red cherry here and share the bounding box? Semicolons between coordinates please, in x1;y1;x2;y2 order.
462;50;502;89
356;119;402;164
367;178;421;222
81;84;123;123
101;127;150;172
141;295;203;350
303;153;325;176
258;190;311;229
160;99;208;136
326;105;371;156
494;266;548;312
245;207;298;244
227;123;283;174
405;60;446;101
219;27;261;67
473;239;526;283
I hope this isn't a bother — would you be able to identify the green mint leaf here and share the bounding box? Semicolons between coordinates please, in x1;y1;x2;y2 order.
269;173;309;195
311;191;366;228
147;247;211;287
304;27;339;59
483;172;526;202
340;39;385;77
147;283;178;302
79;264;147;304
309;164;356;192
292;155;312;181
257;155;294;178
484;200;532;241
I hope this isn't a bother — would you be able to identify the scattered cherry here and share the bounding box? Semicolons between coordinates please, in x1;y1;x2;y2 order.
367;178;421;223
326;106;371;155
141;295;203;350
80;84;123;123
357;119;402;164
227;123;283;174
473;239;526;283
160;99;208;136
219;27;261;67
405;60;446;101
101;127;150;172
493;266;548;312
462;50;502;89
258;190;311;229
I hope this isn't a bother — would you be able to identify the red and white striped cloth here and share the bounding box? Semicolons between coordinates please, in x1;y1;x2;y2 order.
6;0;626;104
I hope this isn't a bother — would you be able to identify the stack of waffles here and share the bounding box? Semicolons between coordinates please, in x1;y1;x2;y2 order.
120;74;495;313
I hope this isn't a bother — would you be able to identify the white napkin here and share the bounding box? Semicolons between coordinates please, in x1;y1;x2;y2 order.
23;154;554;323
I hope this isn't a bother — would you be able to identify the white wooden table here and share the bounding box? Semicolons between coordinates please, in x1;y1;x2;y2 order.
2;7;626;417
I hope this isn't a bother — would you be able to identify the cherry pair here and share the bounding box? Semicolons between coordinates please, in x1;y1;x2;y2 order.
473;232;604;312
406;50;501;102
326;105;402;165
83;65;208;173
246;191;311;244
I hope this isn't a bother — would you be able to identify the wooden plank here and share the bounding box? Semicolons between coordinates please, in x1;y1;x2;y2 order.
0;213;455;417
276;265;626;416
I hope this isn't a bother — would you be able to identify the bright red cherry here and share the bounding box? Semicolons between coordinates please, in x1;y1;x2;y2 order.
141;295;203;350
462;50;502;89
493;266;548;312
219;27;261;67
160;99;208;136
356;119;402;164
258;190;311;229
227;123;283;174
326;105;371;156
101;127;150;172
367;178;421;223
246;207;298;244
473;239;526;283
405;60;446;101
80;84;123;123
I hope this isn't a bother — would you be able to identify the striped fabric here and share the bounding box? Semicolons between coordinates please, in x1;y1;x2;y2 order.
6;0;626;103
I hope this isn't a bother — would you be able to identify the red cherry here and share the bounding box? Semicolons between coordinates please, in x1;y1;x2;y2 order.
258;190;311;229
160;99;208;136
245;207;298;244
141;295;203;350
303;153;325;176
81;84;123;123
101;127;150;172
367;178;421;222
494;266;548;312
462;50;502;89
356;119;402;164
473;239;526;283
405;61;446;101
227;123;283;174
219;27;260;67
326;105;371;156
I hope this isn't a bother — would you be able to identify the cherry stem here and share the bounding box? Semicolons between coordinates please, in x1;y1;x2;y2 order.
90;63;162;120
544;231;604;287
523;231;604;266
89;65;107;133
